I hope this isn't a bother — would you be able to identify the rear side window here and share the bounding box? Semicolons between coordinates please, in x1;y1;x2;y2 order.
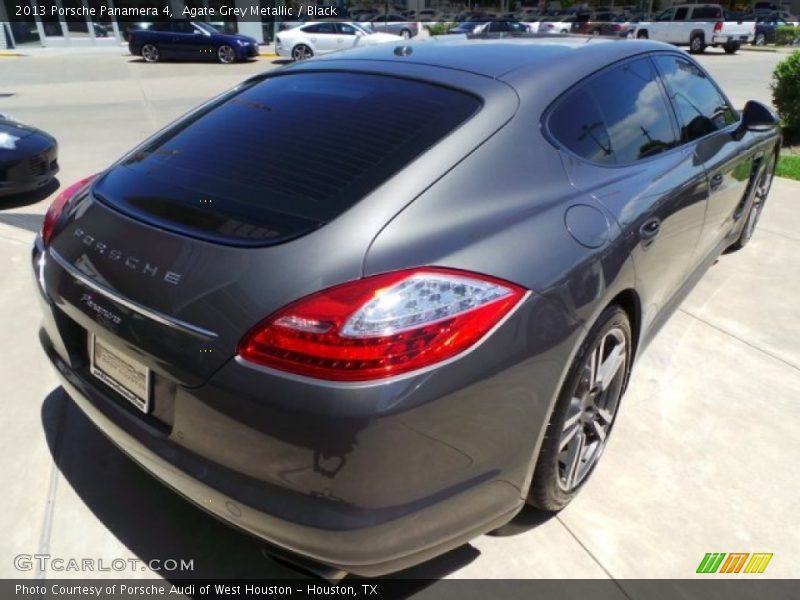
691;6;722;20
105;73;480;244
653;55;737;142
549;58;679;165
303;23;335;34
337;23;358;35
657;8;675;21
549;88;614;165
674;7;689;20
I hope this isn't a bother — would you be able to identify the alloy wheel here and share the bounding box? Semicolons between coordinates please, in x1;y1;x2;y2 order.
218;45;235;64
292;45;313;61
141;44;159;63
743;158;775;242
755;33;766;46
557;327;627;492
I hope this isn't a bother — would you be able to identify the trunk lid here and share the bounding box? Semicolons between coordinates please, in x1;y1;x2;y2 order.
42;66;512;387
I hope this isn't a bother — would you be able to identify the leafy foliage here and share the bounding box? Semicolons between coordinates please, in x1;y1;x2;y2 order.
774;26;800;46
425;22;456;36
772;51;800;132
776;155;800;180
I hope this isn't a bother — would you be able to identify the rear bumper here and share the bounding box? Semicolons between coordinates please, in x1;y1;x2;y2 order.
32;239;579;575
41;332;522;575
712;34;750;45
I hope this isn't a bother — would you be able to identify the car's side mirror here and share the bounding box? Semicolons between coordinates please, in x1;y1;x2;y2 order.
740;100;779;132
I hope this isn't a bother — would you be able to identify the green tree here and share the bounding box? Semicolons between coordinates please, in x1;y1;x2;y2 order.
772;51;800;132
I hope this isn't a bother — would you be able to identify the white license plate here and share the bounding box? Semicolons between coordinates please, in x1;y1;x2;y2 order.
89;334;151;413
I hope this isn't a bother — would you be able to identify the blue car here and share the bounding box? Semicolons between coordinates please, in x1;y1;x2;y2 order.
446;21;488;34
128;21;259;64
752;16;793;45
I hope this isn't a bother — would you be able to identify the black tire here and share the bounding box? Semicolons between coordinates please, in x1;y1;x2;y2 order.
723;41;740;54
528;305;632;512
400;28;412;39
291;44;313;61
689;34;706;54
141;43;160;63
217;44;236;64
636;30;648;39
727;155;776;252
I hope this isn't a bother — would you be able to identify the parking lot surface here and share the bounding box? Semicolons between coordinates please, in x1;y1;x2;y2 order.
1;47;798;582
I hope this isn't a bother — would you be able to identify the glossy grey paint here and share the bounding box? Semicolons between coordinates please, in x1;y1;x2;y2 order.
34;37;780;575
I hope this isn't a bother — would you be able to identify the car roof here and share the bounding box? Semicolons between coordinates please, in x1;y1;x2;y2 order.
310;36;672;80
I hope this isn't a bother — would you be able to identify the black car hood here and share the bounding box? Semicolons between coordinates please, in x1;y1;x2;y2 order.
0;118;39;140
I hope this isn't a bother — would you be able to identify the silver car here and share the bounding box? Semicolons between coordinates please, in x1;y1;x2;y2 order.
367;14;419;39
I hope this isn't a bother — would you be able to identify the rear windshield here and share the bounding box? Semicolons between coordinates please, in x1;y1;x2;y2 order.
99;72;480;245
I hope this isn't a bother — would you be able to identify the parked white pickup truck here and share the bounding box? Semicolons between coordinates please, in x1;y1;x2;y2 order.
635;3;756;54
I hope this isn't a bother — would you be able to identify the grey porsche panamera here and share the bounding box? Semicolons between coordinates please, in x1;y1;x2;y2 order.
33;37;779;576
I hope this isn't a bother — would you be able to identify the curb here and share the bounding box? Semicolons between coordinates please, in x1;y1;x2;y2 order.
0;51;25;57
741;46;778;53
259;52;278;58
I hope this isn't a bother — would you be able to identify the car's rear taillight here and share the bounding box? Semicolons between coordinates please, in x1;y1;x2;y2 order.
41;175;95;245
714;20;724;32
238;268;527;381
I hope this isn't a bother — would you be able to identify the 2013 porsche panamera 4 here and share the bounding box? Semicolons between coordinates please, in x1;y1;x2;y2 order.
33;37;780;576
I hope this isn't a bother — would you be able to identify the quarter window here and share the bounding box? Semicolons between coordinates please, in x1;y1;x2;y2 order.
549;58;679;165
303;23;335;34
653;55;737;142
549;88;614;164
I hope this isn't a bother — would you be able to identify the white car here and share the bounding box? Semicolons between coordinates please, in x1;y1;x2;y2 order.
635;4;755;54
538;16;576;34
275;22;402;61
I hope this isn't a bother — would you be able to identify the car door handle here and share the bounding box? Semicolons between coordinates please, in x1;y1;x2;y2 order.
710;173;724;191
639;217;661;247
